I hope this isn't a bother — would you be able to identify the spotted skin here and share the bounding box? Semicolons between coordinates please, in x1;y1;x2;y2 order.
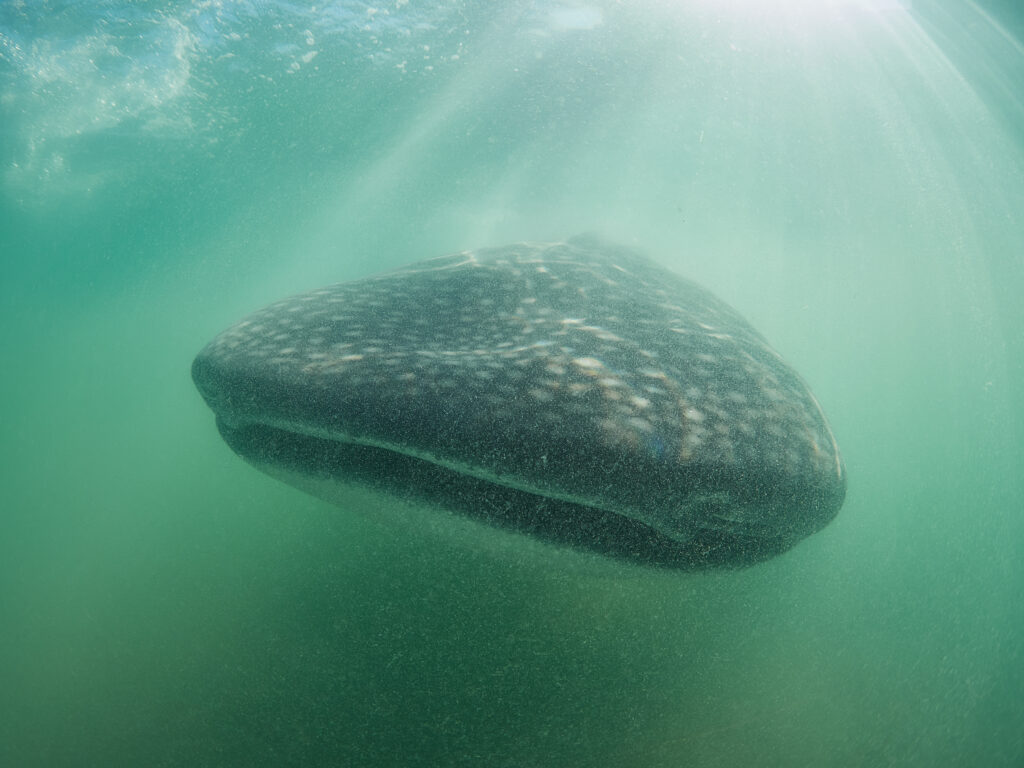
193;236;846;568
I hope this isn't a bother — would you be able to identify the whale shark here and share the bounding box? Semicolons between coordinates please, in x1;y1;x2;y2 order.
192;236;846;569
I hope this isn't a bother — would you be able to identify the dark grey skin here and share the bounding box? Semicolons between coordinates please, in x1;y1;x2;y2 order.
193;236;846;569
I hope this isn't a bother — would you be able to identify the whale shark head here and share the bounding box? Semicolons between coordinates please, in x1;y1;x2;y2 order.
192;237;846;569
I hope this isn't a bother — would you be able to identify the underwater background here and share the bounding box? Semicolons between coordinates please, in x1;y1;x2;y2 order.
1;1;1022;765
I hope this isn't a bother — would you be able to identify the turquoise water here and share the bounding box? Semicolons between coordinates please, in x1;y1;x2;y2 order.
2;1;1023;765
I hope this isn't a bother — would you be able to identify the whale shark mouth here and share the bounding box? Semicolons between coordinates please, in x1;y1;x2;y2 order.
212;416;810;570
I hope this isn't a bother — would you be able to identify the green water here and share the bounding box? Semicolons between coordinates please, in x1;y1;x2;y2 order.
2;1;1022;766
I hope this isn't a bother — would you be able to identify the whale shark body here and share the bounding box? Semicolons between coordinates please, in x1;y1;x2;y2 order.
192;237;845;569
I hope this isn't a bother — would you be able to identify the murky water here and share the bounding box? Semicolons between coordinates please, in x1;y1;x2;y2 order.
2;2;1022;765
